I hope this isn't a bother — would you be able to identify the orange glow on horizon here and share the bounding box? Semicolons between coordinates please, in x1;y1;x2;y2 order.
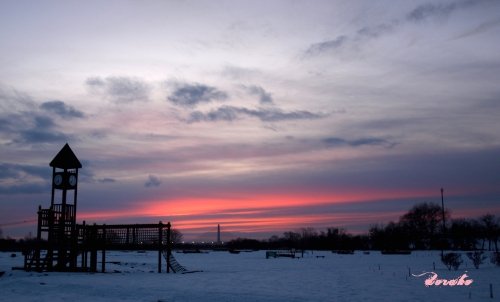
77;188;441;234
75;187;500;238
168;211;406;233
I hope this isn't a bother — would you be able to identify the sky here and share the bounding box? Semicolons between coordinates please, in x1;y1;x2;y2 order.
1;0;500;241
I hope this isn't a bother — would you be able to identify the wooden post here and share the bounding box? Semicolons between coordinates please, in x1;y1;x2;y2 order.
102;225;106;273
51;167;55;207
47;206;54;271
59;168;68;270
81;221;86;270
90;224;97;272
167;222;171;273
126;227;130;245
158;221;163;273
73;169;78;214
35;205;42;270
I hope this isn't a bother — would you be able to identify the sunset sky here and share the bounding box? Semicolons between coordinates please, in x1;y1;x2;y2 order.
1;0;500;241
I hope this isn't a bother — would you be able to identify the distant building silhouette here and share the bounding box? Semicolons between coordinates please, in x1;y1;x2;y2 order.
217;224;221;244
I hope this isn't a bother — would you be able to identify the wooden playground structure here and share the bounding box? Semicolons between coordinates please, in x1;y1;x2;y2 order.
23;144;184;273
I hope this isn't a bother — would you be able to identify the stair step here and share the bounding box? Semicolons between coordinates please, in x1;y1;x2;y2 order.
162;251;189;273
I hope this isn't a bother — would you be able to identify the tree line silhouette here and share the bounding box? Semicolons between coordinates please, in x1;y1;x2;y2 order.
226;202;500;252
1;202;499;253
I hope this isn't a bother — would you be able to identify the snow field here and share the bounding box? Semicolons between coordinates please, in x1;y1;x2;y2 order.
1;250;498;301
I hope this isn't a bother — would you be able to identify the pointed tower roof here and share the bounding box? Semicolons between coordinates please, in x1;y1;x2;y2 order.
49;143;82;169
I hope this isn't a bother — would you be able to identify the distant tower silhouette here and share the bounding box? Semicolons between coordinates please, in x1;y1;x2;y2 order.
217;224;221;244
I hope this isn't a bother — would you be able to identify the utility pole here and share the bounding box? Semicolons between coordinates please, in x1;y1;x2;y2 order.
441;188;446;232
441;188;446;257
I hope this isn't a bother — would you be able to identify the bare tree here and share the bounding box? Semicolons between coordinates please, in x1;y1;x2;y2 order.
449;218;478;250
399;202;449;249
466;251;487;269
479;214;499;251
170;228;184;244
283;231;301;249
300;227;317;254
301;227;317;239
441;252;462;270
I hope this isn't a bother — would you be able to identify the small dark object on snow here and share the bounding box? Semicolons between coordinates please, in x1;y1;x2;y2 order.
441;252;463;270
466;251;487;269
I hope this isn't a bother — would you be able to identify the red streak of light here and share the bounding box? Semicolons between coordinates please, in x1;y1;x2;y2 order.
75;188;499;235
141;188;435;217
78;209;142;221
171;211;405;234
451;205;500;219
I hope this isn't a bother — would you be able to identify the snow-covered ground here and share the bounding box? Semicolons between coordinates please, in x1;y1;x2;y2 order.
1;250;498;301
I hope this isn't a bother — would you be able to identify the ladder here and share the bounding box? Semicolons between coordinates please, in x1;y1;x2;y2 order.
162;251;190;273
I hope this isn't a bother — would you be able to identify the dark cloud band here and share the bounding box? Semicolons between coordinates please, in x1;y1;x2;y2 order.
188;105;325;123
40;100;85;118
86;76;151;103
168;83;228;107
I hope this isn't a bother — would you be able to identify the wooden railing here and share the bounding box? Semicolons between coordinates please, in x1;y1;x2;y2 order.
39;204;75;226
